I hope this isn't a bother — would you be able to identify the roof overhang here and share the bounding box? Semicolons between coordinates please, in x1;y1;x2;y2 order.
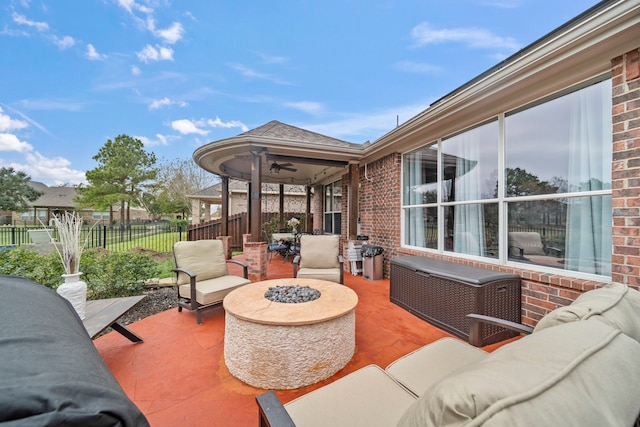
363;0;640;161
193;131;363;186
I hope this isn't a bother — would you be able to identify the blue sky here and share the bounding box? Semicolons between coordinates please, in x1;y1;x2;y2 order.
1;0;601;186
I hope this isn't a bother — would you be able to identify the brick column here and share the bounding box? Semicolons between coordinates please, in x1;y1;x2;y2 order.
611;47;640;288
244;241;267;282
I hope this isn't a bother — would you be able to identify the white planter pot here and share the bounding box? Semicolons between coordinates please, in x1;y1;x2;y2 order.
57;272;87;320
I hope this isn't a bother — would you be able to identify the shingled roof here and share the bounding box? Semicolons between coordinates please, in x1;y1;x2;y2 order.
239;120;358;149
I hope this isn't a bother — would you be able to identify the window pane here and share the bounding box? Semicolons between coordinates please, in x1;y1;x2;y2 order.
507;196;611;275
325;186;331;211
505;80;612;196
333;181;342;211
442;120;499;202
443;203;498;258
403;145;438;205
404;207;437;249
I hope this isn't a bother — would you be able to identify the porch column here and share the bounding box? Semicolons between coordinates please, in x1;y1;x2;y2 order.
348;163;359;240
221;176;229;236
191;198;200;223
306;186;312;234
250;152;262;242
279;184;285;231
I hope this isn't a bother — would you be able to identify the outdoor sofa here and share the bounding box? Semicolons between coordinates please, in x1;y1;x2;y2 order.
0;275;149;427
256;282;640;426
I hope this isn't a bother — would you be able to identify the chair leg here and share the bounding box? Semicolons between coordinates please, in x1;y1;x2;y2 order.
196;309;202;325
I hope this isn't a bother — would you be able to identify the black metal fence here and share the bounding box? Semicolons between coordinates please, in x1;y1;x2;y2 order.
1;223;187;254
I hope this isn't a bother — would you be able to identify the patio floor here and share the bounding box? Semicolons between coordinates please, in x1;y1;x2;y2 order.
94;254;512;427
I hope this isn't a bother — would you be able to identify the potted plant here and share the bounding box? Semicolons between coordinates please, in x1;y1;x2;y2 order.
288;217;300;234
43;211;93;319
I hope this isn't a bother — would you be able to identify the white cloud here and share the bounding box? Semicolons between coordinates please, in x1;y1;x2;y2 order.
136;134;170;147
154;22;184;44
116;0;152;15
12;12;49;32
283;101;324;115
207;117;248;132
171;119;208;135
411;22;520;51
53;35;75;49
137;44;174;63
393;60;441;75
21;152;86;185
86;44;107;60
171;117;248;135
0;133;33;153
0;107;29;132
131;65;141;75
148;97;187;110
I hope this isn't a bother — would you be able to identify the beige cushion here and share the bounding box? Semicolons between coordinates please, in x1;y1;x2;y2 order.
179;275;250;305
398;320;640;427
173;240;228;285
296;267;341;284
385;338;488;397
508;232;546;256
284;365;416;427
534;282;640;342
299;235;340;269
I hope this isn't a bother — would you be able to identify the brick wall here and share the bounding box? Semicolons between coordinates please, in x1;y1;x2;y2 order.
612;48;640;288
356;47;640;328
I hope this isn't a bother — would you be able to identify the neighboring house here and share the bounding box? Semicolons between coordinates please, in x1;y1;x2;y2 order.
11;182;155;225
194;1;640;327
188;179;308;223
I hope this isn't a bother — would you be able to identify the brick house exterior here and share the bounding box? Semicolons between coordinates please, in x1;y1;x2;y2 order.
194;1;639;328
350;46;639;328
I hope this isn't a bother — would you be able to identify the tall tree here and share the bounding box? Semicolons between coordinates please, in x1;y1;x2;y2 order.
77;134;157;224
0;167;43;212
147;158;219;218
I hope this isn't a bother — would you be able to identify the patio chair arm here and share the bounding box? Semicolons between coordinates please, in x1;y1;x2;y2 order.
256;391;296;427
173;266;196;278
227;259;249;279
467;313;534;346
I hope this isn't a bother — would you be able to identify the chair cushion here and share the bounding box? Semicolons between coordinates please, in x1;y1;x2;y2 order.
385;337;488;397
534;282;640;342
296;267;341;284
174;240;228;285
398;320;640;427
179;275;250;305
508;232;546;256
284;365;416;427
299;235;340;269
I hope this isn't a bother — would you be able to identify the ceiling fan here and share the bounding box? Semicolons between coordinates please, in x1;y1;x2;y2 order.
269;162;297;174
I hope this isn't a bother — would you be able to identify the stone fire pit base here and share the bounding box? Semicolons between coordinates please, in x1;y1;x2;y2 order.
223;279;358;390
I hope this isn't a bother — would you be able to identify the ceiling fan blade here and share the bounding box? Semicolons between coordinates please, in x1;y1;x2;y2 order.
281;166;297;172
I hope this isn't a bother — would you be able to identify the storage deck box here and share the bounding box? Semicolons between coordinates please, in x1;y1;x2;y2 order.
390;256;521;346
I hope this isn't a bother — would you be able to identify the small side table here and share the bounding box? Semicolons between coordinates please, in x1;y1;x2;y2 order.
83;295;146;343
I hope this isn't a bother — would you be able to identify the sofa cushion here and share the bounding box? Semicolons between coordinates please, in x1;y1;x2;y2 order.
299;234;340;269
534;282;640;342
385;337;488;397
179;275;250;305
397;320;640;427
285;365;416;427
174;240;228;285
295;267;341;284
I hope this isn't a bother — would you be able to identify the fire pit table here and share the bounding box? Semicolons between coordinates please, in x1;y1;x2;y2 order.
223;278;358;390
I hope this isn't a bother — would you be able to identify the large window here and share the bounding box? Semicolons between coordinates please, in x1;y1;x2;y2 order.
324;180;341;234
402;78;612;277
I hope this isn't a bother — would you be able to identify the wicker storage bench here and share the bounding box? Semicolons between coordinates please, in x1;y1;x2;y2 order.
390;256;521;346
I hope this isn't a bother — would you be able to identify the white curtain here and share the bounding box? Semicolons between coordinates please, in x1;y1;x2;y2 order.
405;150;426;247
451;133;485;256
565;82;612;275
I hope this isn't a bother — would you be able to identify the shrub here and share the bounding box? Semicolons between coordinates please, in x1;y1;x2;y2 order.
81;249;160;299
0;246;160;299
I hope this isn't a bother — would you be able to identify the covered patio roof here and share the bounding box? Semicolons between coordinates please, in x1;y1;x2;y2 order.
192;120;364;186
